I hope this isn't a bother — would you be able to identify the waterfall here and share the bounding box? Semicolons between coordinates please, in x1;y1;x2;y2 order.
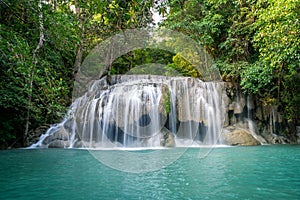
246;96;267;144
32;75;226;148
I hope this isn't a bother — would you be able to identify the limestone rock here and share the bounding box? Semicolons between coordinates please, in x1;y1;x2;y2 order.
272;136;290;144
42;127;69;145
233;96;245;114
222;129;261;146
228;102;235;111
25;124;51;146
48;140;69;148
247;96;255;109
229;114;237;125
160;128;175;147
222;92;230;127
297;126;300;144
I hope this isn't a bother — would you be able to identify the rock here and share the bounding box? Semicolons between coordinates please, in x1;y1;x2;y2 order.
42;127;69;146
112;83;168;128
229;114;237;125
247;96;255;109
222;129;261;146
222;92;230;127
176;80;222;124
159;84;171;115
296;126;300;144
25;124;51;146
233;96;245;114
48;140;69;148
160;127;175;147
228;102;235;111
255;105;263;120
272;136;290;144
277;113;283;123
236;122;249;130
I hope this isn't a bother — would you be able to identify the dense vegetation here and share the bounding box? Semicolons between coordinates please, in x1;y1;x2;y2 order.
0;0;299;148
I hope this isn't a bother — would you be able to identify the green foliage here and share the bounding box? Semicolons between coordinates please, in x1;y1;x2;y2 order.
162;0;300;123
0;26;32;145
0;0;77;147
1;0;299;147
240;62;273;95
0;0;155;147
252;0;300;120
0;26;31;108
72;0;154;52
167;54;200;77
162;0;243;59
163;89;171;114
111;48;200;77
111;48;174;75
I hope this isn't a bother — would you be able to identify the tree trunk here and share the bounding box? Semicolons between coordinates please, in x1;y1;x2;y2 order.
24;0;45;145
73;1;83;78
73;44;83;77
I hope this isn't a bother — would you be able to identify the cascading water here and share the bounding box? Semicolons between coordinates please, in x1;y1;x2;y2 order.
32;75;226;148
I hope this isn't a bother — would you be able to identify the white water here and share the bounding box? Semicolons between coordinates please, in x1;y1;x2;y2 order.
33;75;226;148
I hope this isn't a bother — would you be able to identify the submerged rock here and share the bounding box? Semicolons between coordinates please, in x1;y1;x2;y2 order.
222;129;261;146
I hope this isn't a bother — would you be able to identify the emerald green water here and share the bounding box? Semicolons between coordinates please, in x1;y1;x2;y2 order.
0;146;299;200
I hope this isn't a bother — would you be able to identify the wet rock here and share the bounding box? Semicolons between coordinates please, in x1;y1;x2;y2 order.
228;102;235;111
48;140;69;148
73;140;83;148
222;92;230;127
159;84;171;116
233;96;245;114
111;83;169;128
160;127;175;147
272;136;290;144
229;114;237;125
25;124;51;146
255;106;263;121
42;127;69;146
297;126;300;144
222;129;261;146
247;96;255;109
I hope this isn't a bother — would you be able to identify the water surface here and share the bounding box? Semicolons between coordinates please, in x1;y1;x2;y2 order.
0;145;299;200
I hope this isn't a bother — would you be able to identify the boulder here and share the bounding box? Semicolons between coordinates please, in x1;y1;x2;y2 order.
160;127;175;147
25;124;51;146
48;140;69;148
272;136;290;144
42;127;69;146
222;129;261;146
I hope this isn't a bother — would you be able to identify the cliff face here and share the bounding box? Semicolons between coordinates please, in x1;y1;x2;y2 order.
221;82;298;145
